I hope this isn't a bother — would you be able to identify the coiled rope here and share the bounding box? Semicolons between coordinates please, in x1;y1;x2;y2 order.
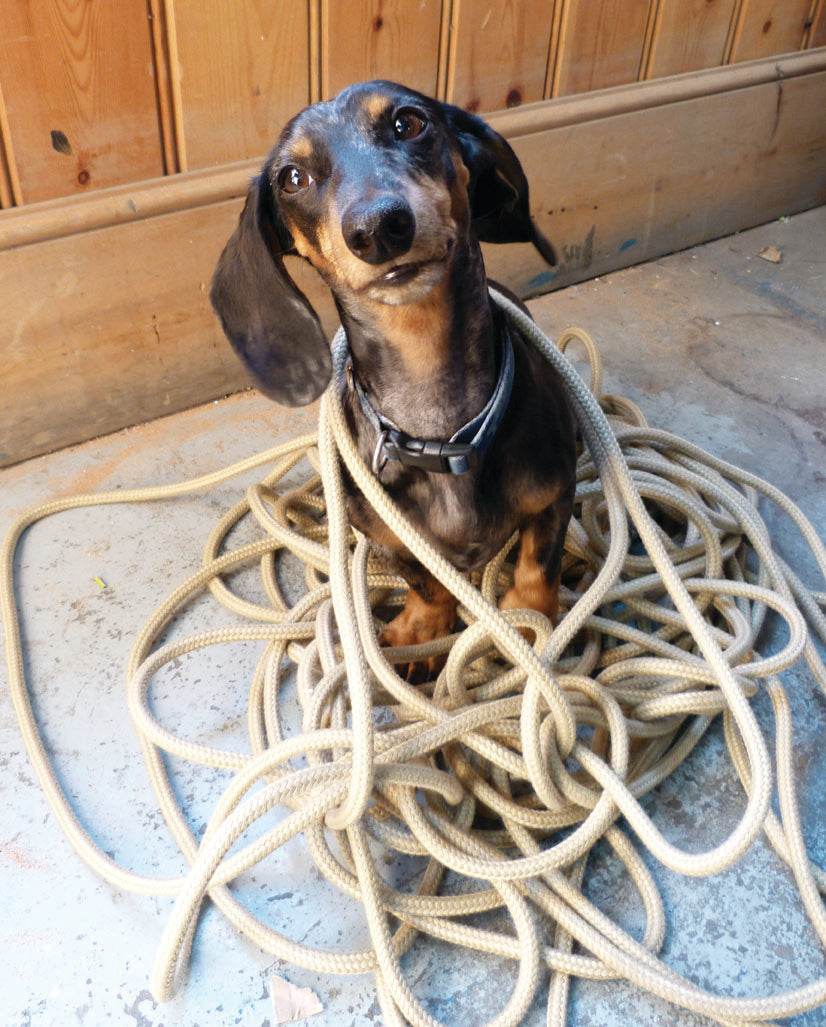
3;287;826;1025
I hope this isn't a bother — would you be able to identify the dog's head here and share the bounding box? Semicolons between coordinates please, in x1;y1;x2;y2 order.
210;80;555;406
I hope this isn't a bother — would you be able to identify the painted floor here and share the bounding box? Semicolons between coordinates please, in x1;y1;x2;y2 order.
2;206;825;1026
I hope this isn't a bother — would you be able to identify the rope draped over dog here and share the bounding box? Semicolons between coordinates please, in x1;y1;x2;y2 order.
4;288;826;1025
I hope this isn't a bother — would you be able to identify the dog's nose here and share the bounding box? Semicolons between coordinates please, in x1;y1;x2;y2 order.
341;194;416;265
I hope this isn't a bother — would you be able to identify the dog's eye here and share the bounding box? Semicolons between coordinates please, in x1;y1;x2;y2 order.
393;109;427;141
278;166;313;194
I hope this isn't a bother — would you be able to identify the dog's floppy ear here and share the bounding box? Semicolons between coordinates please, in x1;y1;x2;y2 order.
210;171;332;406
441;103;556;266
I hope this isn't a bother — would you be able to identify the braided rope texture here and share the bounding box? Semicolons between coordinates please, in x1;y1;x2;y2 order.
3;290;826;1024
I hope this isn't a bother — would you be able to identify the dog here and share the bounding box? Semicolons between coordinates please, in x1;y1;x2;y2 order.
211;80;576;667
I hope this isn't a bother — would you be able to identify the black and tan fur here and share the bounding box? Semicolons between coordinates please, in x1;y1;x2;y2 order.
211;81;576;663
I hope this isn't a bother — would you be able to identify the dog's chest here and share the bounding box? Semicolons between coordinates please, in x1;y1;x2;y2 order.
397;471;511;571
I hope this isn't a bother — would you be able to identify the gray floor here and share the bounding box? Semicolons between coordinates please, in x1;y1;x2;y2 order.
2;207;825;1026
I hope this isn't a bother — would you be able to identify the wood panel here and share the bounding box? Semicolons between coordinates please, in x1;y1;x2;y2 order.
0;0;821;207
447;0;557;112
553;0;654;96
0;0;164;204
645;0;739;79
729;0;812;61
321;0;443;100
170;0;311;170
2;53;825;467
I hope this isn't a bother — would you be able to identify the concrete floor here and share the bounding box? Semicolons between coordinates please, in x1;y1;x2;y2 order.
2;207;825;1026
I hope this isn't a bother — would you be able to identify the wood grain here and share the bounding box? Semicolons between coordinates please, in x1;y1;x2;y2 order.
0;0;164;203
729;0;812;61
553;0;655;96
646;0;739;78
322;0;443;99
170;0;311;169
447;0;556;112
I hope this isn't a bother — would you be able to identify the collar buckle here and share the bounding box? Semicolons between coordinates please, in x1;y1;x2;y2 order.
382;430;478;475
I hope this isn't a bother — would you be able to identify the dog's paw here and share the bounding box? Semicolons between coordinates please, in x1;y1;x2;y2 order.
379;605;453;682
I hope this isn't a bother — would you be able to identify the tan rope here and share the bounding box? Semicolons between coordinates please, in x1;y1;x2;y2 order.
3;291;826;1024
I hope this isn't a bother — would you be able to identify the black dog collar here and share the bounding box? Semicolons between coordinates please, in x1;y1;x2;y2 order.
344;317;515;476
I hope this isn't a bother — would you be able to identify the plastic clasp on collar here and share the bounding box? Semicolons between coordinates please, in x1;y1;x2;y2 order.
381;430;478;474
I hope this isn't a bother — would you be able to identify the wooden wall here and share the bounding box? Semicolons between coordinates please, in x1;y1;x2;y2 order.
2;0;824;207
1;2;825;467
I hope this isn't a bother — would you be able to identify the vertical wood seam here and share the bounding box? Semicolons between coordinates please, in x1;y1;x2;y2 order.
319;0;329;100
162;0;188;172
723;0;749;63
543;0;565;100
148;0;179;175
440;0;460;103
0;78;23;207
436;0;454;101
548;0;572;98
640;0;665;80
309;0;322;103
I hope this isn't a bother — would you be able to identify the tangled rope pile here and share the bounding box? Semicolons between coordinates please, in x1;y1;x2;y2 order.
4;288;826;1025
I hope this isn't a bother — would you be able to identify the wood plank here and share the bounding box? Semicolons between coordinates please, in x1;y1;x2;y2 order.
447;0;556;112
321;0;443;99
171;0;311;169
553;0;654;96
2;56;825;466
646;0;739;79
729;0;812;61
0;0;164;204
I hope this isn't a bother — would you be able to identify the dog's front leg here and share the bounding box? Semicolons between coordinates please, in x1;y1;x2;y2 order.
499;499;572;629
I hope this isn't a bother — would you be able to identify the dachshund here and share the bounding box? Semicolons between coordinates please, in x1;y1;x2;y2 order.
211;80;576;669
